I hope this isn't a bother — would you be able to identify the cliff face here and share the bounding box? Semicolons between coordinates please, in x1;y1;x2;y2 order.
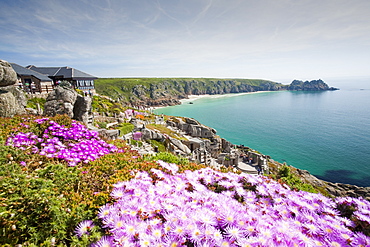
95;78;284;107
287;79;339;91
96;78;339;107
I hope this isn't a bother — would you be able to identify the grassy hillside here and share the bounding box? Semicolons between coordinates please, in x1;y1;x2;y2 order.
94;78;286;103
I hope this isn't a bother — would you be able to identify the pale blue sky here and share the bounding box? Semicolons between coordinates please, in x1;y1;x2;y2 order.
1;0;370;83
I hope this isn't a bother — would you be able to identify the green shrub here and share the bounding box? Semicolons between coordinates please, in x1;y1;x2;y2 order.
96;122;107;129
26;97;46;109
130;139;142;147
147;139;166;152
91;95;126;115
275;165;318;193
118;122;134;135
147;152;190;165
1;162;67;245
59;81;72;89
0;116;101;246
75;88;85;96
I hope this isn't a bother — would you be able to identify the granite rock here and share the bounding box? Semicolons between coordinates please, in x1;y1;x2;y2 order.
44;86;93;124
0;60;17;87
0;90;26;117
73;95;92;123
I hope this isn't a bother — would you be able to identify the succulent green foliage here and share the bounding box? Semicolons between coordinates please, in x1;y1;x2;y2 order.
91;95;126;114
147;139;166;152
146;152;190;165
275;164;318;193
118;122;135;135
26;97;46;109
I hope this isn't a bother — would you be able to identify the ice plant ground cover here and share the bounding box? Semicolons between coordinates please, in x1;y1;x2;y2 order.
5;116;118;166
81;161;370;247
1;115;370;246
0;115;207;245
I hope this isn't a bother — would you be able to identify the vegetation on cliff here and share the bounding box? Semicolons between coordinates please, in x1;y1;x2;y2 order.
94;78;284;106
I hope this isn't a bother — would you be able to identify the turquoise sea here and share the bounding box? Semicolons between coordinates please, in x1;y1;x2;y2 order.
154;79;370;187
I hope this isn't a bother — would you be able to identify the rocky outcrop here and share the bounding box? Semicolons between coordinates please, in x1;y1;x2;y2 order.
44;85;93;124
142;128;165;141
2;85;27;110
96;129;120;140
44;86;78;118
0;60;27;117
287;79;339;91
297;168;370;201
270;161;370;201
325;181;370;200
145;98;181;107
0;60;17;87
0;90;26;117
166;117;217;138
73;96;92;124
164;117;234;159
167;137;191;155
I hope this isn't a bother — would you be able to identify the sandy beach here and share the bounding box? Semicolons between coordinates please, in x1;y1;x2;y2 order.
150;91;271;111
179;91;270;104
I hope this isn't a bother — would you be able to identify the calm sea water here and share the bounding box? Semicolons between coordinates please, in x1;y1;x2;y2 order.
154;80;370;187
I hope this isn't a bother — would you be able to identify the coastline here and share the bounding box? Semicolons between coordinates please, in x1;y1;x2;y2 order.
152;89;370;190
180;91;271;104
151;91;272;111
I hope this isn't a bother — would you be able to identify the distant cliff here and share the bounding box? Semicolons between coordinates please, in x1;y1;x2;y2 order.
95;78;338;107
287;79;339;91
95;78;284;107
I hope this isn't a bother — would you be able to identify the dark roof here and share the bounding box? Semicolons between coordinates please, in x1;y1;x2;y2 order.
10;63;52;82
27;66;98;80
26;66;60;76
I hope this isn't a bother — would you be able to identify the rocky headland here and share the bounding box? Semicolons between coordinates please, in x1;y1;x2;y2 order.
95;78;339;107
287;79;339;91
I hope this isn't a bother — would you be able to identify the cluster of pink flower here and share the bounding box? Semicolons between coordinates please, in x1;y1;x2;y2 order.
6;118;118;166
77;162;370;246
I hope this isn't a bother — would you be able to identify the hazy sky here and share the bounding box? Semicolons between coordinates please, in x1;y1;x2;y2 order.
1;0;370;83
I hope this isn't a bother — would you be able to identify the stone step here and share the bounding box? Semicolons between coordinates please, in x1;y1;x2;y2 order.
237;162;258;175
